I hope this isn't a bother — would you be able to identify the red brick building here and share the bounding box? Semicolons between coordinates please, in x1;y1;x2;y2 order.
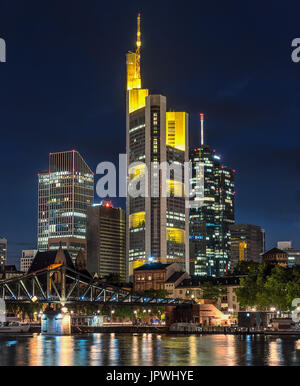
134;262;187;293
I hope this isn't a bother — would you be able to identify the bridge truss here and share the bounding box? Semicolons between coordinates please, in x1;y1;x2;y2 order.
0;265;193;306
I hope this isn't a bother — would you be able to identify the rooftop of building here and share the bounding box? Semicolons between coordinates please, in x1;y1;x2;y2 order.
4;265;19;273
166;271;187;284
28;249;75;274
263;247;288;256
230;224;264;230
134;262;173;272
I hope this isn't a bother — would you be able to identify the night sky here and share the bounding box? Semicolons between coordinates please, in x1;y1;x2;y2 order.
1;0;300;266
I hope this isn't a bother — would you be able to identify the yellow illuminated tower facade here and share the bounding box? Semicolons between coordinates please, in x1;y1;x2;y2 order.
126;15;190;280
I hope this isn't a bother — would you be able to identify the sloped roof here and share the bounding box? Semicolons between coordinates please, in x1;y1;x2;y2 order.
263;247;288;256
28;249;74;273
166;271;186;283
134;263;173;271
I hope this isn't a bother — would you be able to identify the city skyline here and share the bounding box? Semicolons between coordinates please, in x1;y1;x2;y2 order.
1;1;300;265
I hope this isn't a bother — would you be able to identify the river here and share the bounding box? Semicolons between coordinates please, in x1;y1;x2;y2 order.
0;333;300;366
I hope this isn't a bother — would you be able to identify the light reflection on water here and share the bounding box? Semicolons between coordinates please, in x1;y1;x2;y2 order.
0;334;300;366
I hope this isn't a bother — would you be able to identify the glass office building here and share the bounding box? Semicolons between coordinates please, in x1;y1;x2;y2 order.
37;150;94;263
190;145;235;277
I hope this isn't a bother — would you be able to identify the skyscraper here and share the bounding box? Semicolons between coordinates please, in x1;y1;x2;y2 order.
0;238;7;273
126;15;189;279
230;224;265;267
190;143;235;277
87;202;126;281
37;150;94;263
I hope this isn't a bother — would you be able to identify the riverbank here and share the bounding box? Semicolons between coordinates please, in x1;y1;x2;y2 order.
28;325;300;336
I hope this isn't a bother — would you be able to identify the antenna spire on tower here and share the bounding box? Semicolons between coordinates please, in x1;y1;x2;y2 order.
134;13;141;84
200;113;205;146
137;13;141;55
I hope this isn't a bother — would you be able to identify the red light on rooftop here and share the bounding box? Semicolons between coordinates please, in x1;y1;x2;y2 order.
105;203;111;208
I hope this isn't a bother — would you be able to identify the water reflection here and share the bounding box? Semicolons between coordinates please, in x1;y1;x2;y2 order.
0;334;299;366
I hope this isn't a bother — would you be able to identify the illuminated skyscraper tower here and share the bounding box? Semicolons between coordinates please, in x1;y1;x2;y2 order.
190;118;235;277
37;150;94;263
126;15;190;279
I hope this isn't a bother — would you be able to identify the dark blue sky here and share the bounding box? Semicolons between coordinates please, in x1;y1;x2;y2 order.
0;0;300;266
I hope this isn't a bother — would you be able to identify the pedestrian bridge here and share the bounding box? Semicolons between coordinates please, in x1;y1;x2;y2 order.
0;265;193;306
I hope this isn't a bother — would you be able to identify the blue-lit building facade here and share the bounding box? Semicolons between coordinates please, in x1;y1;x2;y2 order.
189;145;235;277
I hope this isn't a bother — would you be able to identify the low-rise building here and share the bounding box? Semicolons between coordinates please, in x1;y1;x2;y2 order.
167;302;235;327
277;241;300;266
171;276;242;320
262;248;288;267
0;265;24;281
134;262;187;293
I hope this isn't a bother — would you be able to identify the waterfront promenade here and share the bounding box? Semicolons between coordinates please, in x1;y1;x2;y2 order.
28;324;300;336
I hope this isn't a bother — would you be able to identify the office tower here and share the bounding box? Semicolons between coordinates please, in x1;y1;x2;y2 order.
0;238;7;272
87;202;126;281
126;15;189;279
37;150;94;263
190;144;235;277
229;224;265;267
20;250;37;273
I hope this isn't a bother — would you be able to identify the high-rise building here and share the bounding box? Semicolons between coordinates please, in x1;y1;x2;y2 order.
230;224;265;267
126;15;190;279
87;202;126;282
0;238;7;273
37;150;94;263
20;250;37;273
190;144;235;277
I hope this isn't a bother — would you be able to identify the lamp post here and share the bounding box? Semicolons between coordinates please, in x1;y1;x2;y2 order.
111;309;115;324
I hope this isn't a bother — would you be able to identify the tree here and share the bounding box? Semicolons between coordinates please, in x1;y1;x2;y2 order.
235;262;300;312
199;281;226;302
